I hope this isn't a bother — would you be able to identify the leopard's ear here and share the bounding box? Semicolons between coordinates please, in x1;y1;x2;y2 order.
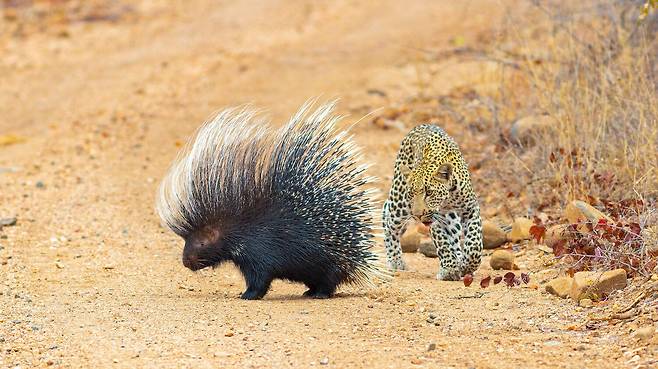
435;163;452;182
399;164;412;178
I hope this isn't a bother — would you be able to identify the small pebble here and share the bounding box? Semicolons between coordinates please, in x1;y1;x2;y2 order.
36;181;45;188
579;298;593;308
427;342;436;351
634;326;655;340
320;357;329;365
224;330;234;337
0;217;17;227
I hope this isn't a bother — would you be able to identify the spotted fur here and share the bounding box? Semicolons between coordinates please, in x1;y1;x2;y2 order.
383;124;482;280
156;101;387;300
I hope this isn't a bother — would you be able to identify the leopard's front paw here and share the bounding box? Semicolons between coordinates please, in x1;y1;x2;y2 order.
436;267;462;281
387;258;408;271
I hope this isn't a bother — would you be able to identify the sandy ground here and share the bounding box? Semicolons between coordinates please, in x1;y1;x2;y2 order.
0;1;653;368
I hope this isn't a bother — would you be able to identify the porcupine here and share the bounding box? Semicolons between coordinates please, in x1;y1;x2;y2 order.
156;102;387;300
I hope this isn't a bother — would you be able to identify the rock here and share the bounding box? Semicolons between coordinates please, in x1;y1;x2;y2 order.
569;269;627;301
489;250;516;270
0;134;27;147
427;343;436;351
536;244;553;254
579;298;593;307
508;217;533;242
0;217;17;227
418;238;437;258
634;326;655;340
224;330;234;337
510;114;557;146
482;221;507;249
565;200;611;224
545;224;572;248
320;357;329;365
544;277;573;298
400;226;422;253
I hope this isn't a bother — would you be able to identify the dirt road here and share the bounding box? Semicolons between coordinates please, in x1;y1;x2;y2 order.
0;1;643;368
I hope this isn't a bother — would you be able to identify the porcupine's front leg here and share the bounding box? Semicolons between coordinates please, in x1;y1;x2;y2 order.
431;212;465;281
460;204;483;276
239;266;273;300
383;199;408;271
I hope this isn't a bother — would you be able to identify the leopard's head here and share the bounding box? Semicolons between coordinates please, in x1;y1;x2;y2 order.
400;156;455;226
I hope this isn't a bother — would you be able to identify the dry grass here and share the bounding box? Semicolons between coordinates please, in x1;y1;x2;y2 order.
519;1;658;204
405;0;658;274
496;0;658;275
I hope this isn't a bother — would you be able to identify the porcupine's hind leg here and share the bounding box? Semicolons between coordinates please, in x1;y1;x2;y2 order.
302;273;338;299
302;283;336;299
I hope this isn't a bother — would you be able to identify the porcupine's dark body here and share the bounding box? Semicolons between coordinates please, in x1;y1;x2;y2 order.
156;102;383;300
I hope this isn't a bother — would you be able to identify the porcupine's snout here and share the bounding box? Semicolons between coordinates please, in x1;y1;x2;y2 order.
182;226;224;271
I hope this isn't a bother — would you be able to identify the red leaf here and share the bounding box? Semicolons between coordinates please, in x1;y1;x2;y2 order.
553;239;568;257
629;223;641;235
529;225;546;243
480;276;491;288
493;276;502;285
503;272;516;287
521;273;530;284
463;274;473;287
594;219;608;232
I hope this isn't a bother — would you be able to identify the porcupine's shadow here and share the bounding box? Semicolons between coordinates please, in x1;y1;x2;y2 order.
261;292;369;301
177;291;370;301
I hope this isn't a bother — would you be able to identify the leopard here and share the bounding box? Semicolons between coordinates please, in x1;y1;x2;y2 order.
383;124;483;281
